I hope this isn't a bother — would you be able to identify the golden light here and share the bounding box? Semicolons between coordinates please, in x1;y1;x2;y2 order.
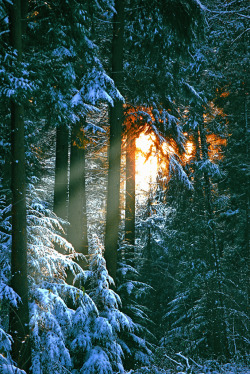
135;133;158;191
184;140;195;162
207;134;227;161
186;141;193;154
130;101;227;195
135;133;178;192
162;142;175;155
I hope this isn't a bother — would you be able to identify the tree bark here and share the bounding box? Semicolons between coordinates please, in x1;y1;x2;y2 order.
104;0;124;282
53;124;69;221
9;0;31;371
125;135;136;247
68;122;88;262
243;92;249;303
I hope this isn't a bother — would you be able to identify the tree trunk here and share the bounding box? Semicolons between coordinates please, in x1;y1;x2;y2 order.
104;0;124;282
9;0;31;371
125;135;136;247
54;124;69;222
243;92;249;303
68;122;88;264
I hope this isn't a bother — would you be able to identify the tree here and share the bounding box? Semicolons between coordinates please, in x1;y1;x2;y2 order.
104;0;125;282
8;0;31;370
68;120;89;260
2;0;249;371
53;124;69;224
155;0;249;356
209;0;249;355
125;130;136;247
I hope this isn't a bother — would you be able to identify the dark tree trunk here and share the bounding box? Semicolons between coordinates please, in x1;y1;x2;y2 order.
9;0;31;371
54;124;69;221
68;122;88;264
145;191;152;262
104;0;124;282
125;135;136;247
243;93;249;302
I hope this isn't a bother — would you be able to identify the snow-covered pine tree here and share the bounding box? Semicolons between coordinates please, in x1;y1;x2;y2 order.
83;236;132;374
157;1;249;356
0;1;130;372
116;242;154;371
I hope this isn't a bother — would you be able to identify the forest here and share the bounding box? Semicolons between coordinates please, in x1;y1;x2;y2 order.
0;0;249;373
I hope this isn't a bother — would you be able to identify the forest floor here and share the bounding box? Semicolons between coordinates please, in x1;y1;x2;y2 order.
133;360;250;374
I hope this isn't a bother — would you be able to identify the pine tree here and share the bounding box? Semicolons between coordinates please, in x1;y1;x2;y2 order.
156;0;249;358
125;131;136;247
105;0;125;283
8;0;31;370
68;120;89;259
53;125;69;224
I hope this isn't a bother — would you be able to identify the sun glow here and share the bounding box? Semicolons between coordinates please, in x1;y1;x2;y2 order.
136;133;158;191
131;105;227;195
185;141;194;155
135;132;197;192
162;142;175;155
184;140;195;162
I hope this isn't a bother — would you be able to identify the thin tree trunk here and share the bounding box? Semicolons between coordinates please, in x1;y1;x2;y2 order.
68;122;88;263
125;135;136;247
145;190;152;262
53;124;69;222
104;0;124;282
243;91;249;304
9;0;31;371
82;148;88;256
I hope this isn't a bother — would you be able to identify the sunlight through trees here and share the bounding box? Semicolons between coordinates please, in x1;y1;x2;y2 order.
0;0;249;373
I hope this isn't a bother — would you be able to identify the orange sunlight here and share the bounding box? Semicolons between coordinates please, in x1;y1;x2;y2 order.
133;103;226;194
136;133;158;191
184;140;195;162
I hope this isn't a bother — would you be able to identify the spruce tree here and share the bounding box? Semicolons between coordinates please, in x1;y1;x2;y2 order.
9;0;31;370
68;120;89;259
105;0;125;282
